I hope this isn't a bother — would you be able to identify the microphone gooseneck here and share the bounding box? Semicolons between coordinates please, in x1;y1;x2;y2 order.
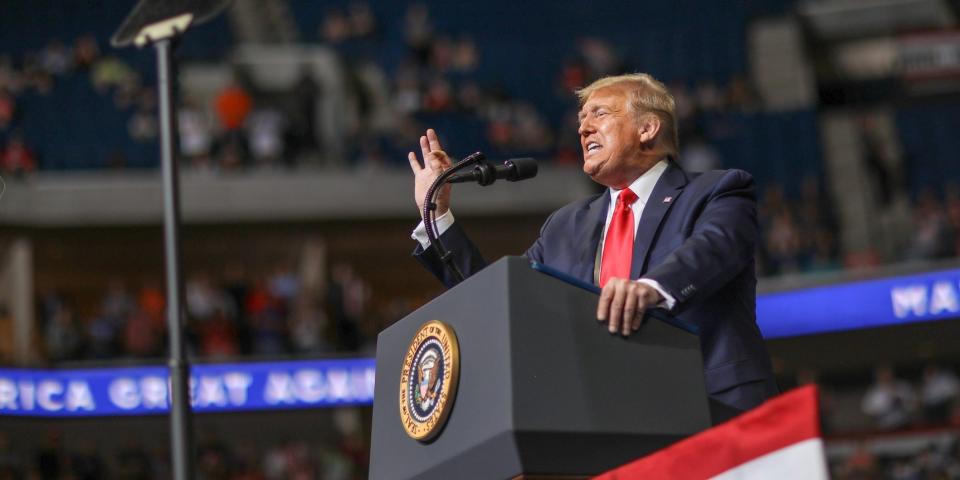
422;152;486;284
421;154;538;285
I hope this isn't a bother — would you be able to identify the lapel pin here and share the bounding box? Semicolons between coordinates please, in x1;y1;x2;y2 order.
663;196;672;203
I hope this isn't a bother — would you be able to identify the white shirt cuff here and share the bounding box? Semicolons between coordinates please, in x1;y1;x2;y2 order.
637;278;677;311
411;210;456;250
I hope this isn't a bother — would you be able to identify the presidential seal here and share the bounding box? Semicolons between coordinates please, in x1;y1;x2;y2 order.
399;320;460;441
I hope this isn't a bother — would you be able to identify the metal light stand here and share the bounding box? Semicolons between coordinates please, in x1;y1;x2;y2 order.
112;4;231;478
154;37;194;480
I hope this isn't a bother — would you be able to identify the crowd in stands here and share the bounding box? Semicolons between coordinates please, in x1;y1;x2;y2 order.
0;418;368;479
755;179;960;276
0;34;155;173
787;363;960;479
37;262;398;364
755;179;841;276
0;2;772;174
833;439;960;480
30;173;960;364
858;365;960;432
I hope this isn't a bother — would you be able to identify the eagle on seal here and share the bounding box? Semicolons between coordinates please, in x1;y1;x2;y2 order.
417;351;441;407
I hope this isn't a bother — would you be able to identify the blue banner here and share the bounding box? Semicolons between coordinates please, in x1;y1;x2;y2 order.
0;358;375;418
757;268;960;338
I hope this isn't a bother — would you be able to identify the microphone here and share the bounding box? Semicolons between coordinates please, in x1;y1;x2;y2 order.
446;158;538;186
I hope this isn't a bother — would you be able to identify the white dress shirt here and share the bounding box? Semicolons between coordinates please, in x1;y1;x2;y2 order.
597;160;676;309
412;159;676;309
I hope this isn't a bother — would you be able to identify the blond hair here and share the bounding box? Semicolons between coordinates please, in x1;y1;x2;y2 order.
576;73;678;154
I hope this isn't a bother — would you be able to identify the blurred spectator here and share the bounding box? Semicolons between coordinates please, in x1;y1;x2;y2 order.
679;132;721;173
246;106;287;166
290;296;330;354
423;77;454;113
0;55;23;93
35;432;61;480
0;306;11;363
91;55;137;93
695;81;724;113
329;264;371;352
102;280;135;321
577;37;620;79
725;76;760;112
920;364;960;424
906;189;956;261
178;100;214;166
217;134;248;170
127;90;158;143
347;1;379;41
71;444;105;480
247;278;288;355
839;441;879;479
214;80;253;133
269;265;300;303
73;35;100;71
196;436;231;480
807;229;841;272
123;308;162;358
451;36;479;73
0;433;22;479
290;69;321;158
186;273;227;321
1;134;37;176
197;308;239;358
765;207;802;274
0;89;15;130
947;185;960;256
44;306;83;362
40;39;72;76
114;440;151;480
86;313;120;359
671;83;695;124
858;116;898;207
321;8;351;44
221;264;252;354
125;282;165;358
404;3;433;64
138;281;165;321
211;76;254;169
25;62;54;96
862;366;917;430
393;63;421;115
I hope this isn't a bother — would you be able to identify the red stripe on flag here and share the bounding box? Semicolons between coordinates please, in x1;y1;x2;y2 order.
594;385;821;480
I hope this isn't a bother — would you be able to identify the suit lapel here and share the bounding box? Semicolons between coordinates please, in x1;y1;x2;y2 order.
631;162;688;279
574;193;609;284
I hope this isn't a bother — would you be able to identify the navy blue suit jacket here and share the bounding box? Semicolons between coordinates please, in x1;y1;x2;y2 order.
414;162;777;410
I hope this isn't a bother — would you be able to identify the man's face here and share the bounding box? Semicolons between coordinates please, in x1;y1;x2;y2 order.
577;85;648;188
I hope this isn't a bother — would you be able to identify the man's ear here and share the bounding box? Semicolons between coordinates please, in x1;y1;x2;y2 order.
637;113;662;145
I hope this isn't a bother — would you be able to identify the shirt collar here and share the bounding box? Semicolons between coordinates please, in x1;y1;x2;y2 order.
608;159;669;207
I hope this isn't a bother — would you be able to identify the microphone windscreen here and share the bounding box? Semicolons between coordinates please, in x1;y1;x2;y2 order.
507;158;538;180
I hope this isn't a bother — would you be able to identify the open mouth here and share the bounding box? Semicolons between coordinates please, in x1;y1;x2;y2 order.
586;141;602;153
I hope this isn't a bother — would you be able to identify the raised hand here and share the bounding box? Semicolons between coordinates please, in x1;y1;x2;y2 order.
408;129;453;218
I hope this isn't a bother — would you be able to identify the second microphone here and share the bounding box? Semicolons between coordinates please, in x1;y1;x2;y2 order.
446;158;538;186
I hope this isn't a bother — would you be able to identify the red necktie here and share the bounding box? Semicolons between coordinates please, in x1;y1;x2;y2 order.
600;188;639;287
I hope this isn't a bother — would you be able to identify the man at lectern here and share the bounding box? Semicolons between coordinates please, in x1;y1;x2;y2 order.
407;73;777;417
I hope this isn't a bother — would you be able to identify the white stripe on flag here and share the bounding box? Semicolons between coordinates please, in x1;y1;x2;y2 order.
710;438;829;480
